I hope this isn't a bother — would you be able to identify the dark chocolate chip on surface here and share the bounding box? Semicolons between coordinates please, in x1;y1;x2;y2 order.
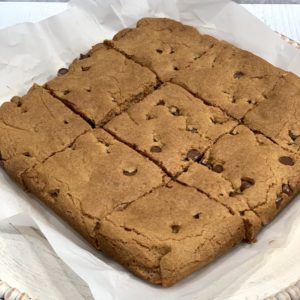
212;164;224;173
229;191;239;197
57;68;68;76
156;99;165;106
123;167;138;176
240;177;255;192
187;125;198;133
289;130;299;141
150;145;162;153
278;156;295;166
79;53;90;60
234;71;245;79
186;149;202;162
282;183;293;195
169;106;180;116
49;189;60;198
193;213;201;219
81;66;91;71
171;224;180;233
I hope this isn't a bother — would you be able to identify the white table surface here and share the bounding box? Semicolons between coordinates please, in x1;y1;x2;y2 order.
0;3;299;300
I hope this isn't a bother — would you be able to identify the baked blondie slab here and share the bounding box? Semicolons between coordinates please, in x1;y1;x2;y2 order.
0;17;300;287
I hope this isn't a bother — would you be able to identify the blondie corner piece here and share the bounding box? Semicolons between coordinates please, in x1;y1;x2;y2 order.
45;44;157;127
98;181;244;287
105;83;237;176
244;73;300;155
106;18;217;82
22;129;167;244
0;84;90;185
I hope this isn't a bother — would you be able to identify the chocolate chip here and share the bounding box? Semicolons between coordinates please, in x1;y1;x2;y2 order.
240;177;255;192
156;99;165;106
169;106;180;116
202;161;213;169
212;164;223;173
289;130;299;141
49;189;60;198
186;149;202;162
234;71;244;79
193;54;202;60
171;224;180;233
275;195;283;208
282;183;293;195
123;167;138;176
22;152;32;157
81;66;90;71
229;191;239;197
11;96;22;107
279;156;295;166
63;90;70;95
64;120;69;124
79;53;90;60
193;213;201;219
156;49;163;54
150;145;162;153
146;114;155;120
173;67;179;71
187;125;198;133
57;68;68;76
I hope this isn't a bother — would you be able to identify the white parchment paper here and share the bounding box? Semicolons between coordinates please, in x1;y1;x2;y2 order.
1;1;300;299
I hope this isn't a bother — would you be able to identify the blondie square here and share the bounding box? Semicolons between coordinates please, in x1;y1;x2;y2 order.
98;181;244;286
105;83;237;176
45;44;157;126
172;41;284;119
107;18;217;81
0;84;89;184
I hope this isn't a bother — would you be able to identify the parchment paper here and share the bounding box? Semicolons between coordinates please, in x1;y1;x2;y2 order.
0;1;300;299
